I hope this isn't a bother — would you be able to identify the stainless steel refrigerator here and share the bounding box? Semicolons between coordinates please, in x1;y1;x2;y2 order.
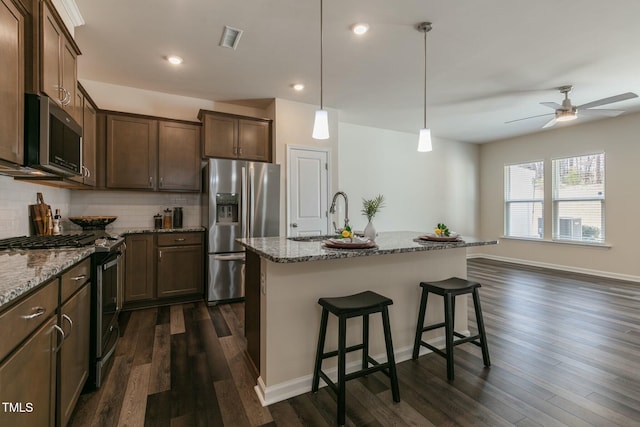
202;159;280;304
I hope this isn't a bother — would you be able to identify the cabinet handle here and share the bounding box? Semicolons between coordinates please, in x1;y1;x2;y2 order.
233;147;237;155
21;306;46;320
70;274;86;281
60;87;71;105
175;238;186;242
62;314;73;339
53;325;65;352
159;250;162;260
149;176;153;187
159;177;163;188
239;147;243;155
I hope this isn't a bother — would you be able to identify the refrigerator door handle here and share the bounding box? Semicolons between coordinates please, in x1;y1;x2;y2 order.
241;166;248;239
249;164;255;237
213;254;246;262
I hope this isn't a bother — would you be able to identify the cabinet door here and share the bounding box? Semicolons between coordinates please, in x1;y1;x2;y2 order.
62;39;79;121
157;245;203;298
124;234;155;302
202;113;237;159
69;89;85;184
41;2;62;104
82;100;97;186
238;119;271;162
0;317;57;427
158;121;201;191
0;0;24;165
59;284;90;427
106;115;158;189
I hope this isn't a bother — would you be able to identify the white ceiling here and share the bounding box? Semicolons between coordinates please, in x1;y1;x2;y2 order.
73;0;640;143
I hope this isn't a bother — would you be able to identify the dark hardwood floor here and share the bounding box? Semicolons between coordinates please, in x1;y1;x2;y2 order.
70;258;640;426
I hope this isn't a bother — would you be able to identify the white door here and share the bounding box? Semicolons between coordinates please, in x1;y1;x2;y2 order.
287;146;329;237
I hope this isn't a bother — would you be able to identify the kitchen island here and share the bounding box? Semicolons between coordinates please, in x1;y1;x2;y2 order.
236;231;498;405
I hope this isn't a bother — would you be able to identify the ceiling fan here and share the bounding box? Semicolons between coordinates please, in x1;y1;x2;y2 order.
506;85;638;128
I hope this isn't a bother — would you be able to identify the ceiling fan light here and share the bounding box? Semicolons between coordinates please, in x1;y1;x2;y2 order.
418;128;432;152
312;109;330;139
556;110;577;122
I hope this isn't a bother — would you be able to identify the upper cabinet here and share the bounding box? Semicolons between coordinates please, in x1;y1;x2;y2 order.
106;113;201;192
69;84;97;186
40;0;81;124
199;110;272;162
0;0;25;165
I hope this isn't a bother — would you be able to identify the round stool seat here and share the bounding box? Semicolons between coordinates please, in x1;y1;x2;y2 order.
319;291;393;315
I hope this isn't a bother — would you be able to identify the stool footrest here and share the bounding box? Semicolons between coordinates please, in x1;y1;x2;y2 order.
420;322;446;333
321;343;365;360
452;334;481;347
318;371;337;393
417;340;446;358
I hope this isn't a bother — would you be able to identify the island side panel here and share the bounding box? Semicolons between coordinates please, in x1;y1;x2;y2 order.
259;247;468;401
245;249;261;374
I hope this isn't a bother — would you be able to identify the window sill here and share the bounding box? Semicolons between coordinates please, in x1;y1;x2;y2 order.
500;236;611;248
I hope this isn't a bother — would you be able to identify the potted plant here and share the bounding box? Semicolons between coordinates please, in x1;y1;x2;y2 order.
361;194;385;241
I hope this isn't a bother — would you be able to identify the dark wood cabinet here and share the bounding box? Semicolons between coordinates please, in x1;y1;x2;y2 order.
70;85;97;186
124;234;155;302
58;283;90;427
157;233;204;298
0;279;58;427
40;1;80;121
199;110;272;162
158;121;201;191
106;114;158;190
0;0;24;165
106;113;201;192
123;232;204;308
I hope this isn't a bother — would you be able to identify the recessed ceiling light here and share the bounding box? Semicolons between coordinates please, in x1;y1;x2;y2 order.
292;83;305;91
351;23;369;35
166;55;183;65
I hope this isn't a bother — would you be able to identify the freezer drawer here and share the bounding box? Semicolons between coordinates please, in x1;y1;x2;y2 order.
208;253;245;304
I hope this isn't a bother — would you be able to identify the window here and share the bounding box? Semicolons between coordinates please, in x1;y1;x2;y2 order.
505;161;544;238
552;153;605;243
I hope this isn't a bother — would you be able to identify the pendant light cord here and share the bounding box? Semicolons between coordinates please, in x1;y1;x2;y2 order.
320;0;324;110
423;28;427;128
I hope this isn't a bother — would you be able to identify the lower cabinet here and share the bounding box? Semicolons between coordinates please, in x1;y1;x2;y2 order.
0;259;92;427
124;232;204;307
0;316;57;427
58;283;91;427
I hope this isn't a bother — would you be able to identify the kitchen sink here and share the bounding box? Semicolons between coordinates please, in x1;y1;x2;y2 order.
287;235;339;242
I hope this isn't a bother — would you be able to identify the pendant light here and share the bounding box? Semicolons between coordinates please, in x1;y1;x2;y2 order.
312;0;330;139
417;22;433;152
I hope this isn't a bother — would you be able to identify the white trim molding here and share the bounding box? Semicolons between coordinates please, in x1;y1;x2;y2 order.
59;0;85;27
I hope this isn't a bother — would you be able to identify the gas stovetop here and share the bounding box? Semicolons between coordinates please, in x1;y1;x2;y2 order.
0;233;123;252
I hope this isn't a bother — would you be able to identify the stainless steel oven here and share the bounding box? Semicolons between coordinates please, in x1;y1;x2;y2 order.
89;239;125;388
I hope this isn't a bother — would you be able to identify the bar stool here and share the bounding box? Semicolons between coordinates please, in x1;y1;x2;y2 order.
312;291;400;426
412;278;490;380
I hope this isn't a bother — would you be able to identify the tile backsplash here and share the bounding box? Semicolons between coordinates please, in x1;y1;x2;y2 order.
0;175;201;238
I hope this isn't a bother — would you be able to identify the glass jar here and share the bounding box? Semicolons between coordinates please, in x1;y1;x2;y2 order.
173;207;183;228
163;209;172;229
154;214;162;229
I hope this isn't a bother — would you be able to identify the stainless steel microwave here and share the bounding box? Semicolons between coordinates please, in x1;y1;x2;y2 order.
24;93;83;176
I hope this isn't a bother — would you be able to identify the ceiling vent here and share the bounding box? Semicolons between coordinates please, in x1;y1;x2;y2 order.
220;26;244;50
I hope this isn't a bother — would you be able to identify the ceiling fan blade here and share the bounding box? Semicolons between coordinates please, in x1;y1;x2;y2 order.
540;102;562;110
578;109;624;117
505;113;554;124
577;92;638;109
542;117;557;128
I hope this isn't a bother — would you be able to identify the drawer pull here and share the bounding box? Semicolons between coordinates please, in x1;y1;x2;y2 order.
21;306;46;320
53;325;65;352
62;314;73;339
175;238;186;242
70;274;86;281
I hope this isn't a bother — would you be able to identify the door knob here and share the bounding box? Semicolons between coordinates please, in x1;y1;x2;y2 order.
291;223;298;228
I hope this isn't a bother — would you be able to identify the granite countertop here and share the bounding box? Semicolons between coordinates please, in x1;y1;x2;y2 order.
236;231;498;263
0;247;94;309
103;226;205;236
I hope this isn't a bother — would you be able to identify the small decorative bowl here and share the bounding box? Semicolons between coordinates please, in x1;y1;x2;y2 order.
68;216;118;229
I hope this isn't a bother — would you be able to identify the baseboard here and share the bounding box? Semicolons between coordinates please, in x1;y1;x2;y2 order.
254;334;464;406
467;253;640;283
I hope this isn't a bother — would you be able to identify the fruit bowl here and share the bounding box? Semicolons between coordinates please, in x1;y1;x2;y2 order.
68;216;118;229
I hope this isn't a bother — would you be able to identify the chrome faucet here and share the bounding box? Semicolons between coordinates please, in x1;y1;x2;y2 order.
330;191;349;232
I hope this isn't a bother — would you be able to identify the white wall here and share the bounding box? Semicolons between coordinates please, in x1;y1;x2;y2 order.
474;112;640;281
274;99;340;235
338;123;479;235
